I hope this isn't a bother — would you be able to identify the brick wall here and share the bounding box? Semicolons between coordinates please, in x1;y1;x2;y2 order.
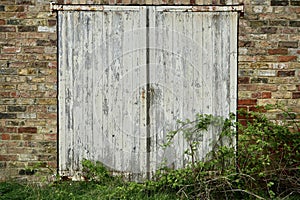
0;0;57;181
0;0;299;181
238;0;300;123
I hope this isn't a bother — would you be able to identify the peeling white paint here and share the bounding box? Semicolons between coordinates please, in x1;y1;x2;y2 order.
58;6;238;181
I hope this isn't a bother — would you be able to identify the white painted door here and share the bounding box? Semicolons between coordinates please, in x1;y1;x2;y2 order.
58;6;238;181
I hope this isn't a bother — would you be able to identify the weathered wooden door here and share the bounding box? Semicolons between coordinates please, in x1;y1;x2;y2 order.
58;5;239;181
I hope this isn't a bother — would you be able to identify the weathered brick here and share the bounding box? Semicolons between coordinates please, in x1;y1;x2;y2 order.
37;26;56;33
277;70;295;77
18;26;37;32
6;19;21;25
19;169;37;175
262;92;272;98
7;106;26;112
16;0;35;5
1;134;10;140
11;135;21;140
290;21;300;27
291;1;300;6
271;0;289;6
5;6;25;12
18;127;37;133
0;113;16;119
251;77;268;83
0;162;6;169
292;92;300;99
268;48;288;55
0;5;4;11
250;20;268;28
272;92;292;99
0;26;16;32
257;84;278;91
23;47;44;54
48;19;56;26
238;99;257;105
278;56;297;62
239;41;254;47
278;41;298;48
0;155;17;161
2;47;21;54
17;113;36;119
238;77;250;84
36;98;56;105
36;40;56;46
261;27;277;34
269;20;288;26
0;68;17;75
257;70;276;76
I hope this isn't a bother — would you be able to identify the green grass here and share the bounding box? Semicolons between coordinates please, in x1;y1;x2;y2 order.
0;181;178;200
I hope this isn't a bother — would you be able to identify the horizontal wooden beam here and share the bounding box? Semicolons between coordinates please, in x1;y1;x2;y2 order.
51;3;244;13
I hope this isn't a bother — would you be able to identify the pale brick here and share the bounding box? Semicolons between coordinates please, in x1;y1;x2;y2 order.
17;113;37;119
257;70;276;76
37;26;56;33
257;99;278;105
272;92;292;99
278;85;296;91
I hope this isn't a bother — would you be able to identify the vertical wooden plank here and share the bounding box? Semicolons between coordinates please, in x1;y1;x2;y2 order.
92;11;103;163
58;11;67;175
230;12;238;114
172;11;187;168
65;11;75;174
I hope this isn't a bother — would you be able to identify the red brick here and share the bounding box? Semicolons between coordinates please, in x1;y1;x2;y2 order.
292;92;300;99
252;91;272;99
278;56;297;62
37;113;57;119
262;92;272;98
249;106;266;112
239;85;258;91
0;19;5;25
0;92;11;97
44;134;57;141
238;77;250;84
238;106;248;111
238;99;257;105
238;120;248;126
268;48;288;55
23;47;44;54
18;127;37;133
48;19;56;26
1;134;10;140
2;47;21;54
48;62;57;69
0;155;17;161
0;127;17;133
251;92;261;98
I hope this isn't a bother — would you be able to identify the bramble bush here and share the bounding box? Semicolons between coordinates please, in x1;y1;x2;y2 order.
1;104;299;199
151;104;300;199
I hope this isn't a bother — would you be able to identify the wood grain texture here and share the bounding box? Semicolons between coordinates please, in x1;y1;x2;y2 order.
58;6;238;181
